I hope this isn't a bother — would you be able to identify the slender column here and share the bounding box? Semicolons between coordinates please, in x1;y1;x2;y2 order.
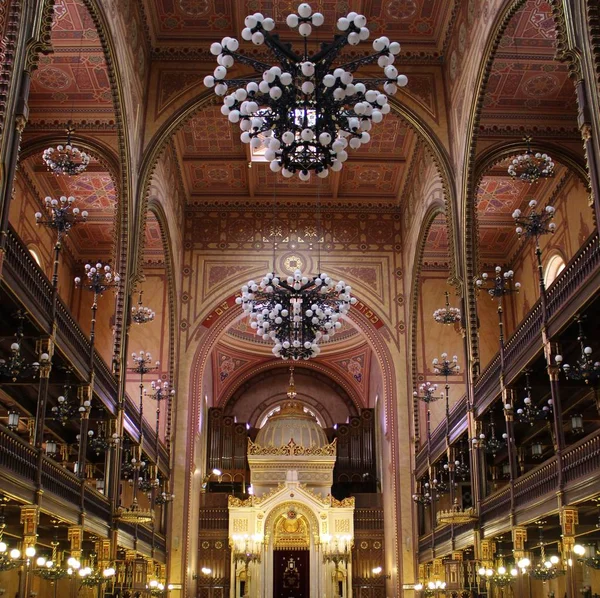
33;338;54;449
19;505;38;598
503;388;517;523
560;507;579;598
512;527;528;598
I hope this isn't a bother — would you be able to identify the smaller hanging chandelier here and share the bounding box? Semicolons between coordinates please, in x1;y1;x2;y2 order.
528;528;565;581
50;371;76;425
507;137;555;184
555;316;600;384
35;195;88;237
514;371;552;426
0;313;46;382
238;270;355;360
42;126;91;176
131;291;156;325
574;544;600;570
433;292;461;325
473;419;506;456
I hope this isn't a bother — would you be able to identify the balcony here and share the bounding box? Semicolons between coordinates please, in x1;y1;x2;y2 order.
1;227;169;467
414;232;600;477
418;427;600;558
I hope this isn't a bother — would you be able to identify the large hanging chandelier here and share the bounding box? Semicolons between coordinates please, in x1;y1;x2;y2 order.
204;3;408;179
42;126;91;176
237;270;355;360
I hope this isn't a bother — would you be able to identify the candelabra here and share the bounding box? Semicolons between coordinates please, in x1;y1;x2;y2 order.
0;313;45;382
42;125;91;176
412;479;435;505
555;316;600;384
148;580;166;596
232;534;262;572
453;444;470;480
507;137;555;184
116;351;159;524
512;198;556;295
477;564;518;588
33;531;69;581
432;353;460;435
0;505;19;572
145;379;175;504
476;266;520;366
433;291;461;325
87;421;116;456
413;382;443;404
131;291;155;325
34;195;88;288
50;370;77;425
514;370;552;425
414;580;447;596
321;534;352;568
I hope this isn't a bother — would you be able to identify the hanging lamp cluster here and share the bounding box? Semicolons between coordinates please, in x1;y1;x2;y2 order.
237;270;355;360
507;137;555;184
42;126;91;176
204;3;408;180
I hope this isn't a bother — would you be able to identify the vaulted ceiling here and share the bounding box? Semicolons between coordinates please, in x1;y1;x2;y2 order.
16;0;588;270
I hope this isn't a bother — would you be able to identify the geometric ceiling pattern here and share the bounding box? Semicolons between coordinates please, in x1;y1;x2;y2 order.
477;163;567;261
23;0;119;262
21;155;117;260
142;0;455;56
175;111;417;205
479;0;579;133
28;0;114;124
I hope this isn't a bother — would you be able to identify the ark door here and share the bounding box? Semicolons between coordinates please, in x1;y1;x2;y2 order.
273;549;310;598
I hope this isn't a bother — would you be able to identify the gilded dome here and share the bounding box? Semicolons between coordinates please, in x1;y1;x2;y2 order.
255;401;328;449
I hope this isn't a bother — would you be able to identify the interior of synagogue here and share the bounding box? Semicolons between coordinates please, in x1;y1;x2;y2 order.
0;1;599;597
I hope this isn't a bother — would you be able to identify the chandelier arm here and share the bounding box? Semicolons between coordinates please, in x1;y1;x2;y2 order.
222;50;281;74
310;33;351;67
334;53;386;74
258;30;301;65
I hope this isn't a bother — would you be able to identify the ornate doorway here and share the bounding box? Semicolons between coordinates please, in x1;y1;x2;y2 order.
273;549;310;598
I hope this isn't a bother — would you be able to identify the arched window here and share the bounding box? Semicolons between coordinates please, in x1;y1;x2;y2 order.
544;253;566;287
28;247;42;267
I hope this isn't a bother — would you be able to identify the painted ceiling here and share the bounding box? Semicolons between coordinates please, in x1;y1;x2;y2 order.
479;0;579;135
142;0;456;56
477;162;568;261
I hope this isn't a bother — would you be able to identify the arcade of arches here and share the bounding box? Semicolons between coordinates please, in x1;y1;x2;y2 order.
0;2;599;598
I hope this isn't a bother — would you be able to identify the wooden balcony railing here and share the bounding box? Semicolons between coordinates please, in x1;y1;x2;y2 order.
415;233;600;471
3;228;169;467
0;426;38;482
562;428;600;486
480;487;511;525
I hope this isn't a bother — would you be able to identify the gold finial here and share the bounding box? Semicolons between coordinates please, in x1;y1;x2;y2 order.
287;366;297;400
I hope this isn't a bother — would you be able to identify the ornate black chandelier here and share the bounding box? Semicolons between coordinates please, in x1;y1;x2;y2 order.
555;315;600;384
514;370;552;425
42;126;91;177
204;4;407;179
433;291;461;325
238;270;355;360
507;137;555;184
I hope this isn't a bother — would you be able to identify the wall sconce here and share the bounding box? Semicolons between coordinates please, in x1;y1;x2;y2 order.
570;414;584;435
7;411;19;431
201;469;222;491
45;439;58;457
531;442;544;460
